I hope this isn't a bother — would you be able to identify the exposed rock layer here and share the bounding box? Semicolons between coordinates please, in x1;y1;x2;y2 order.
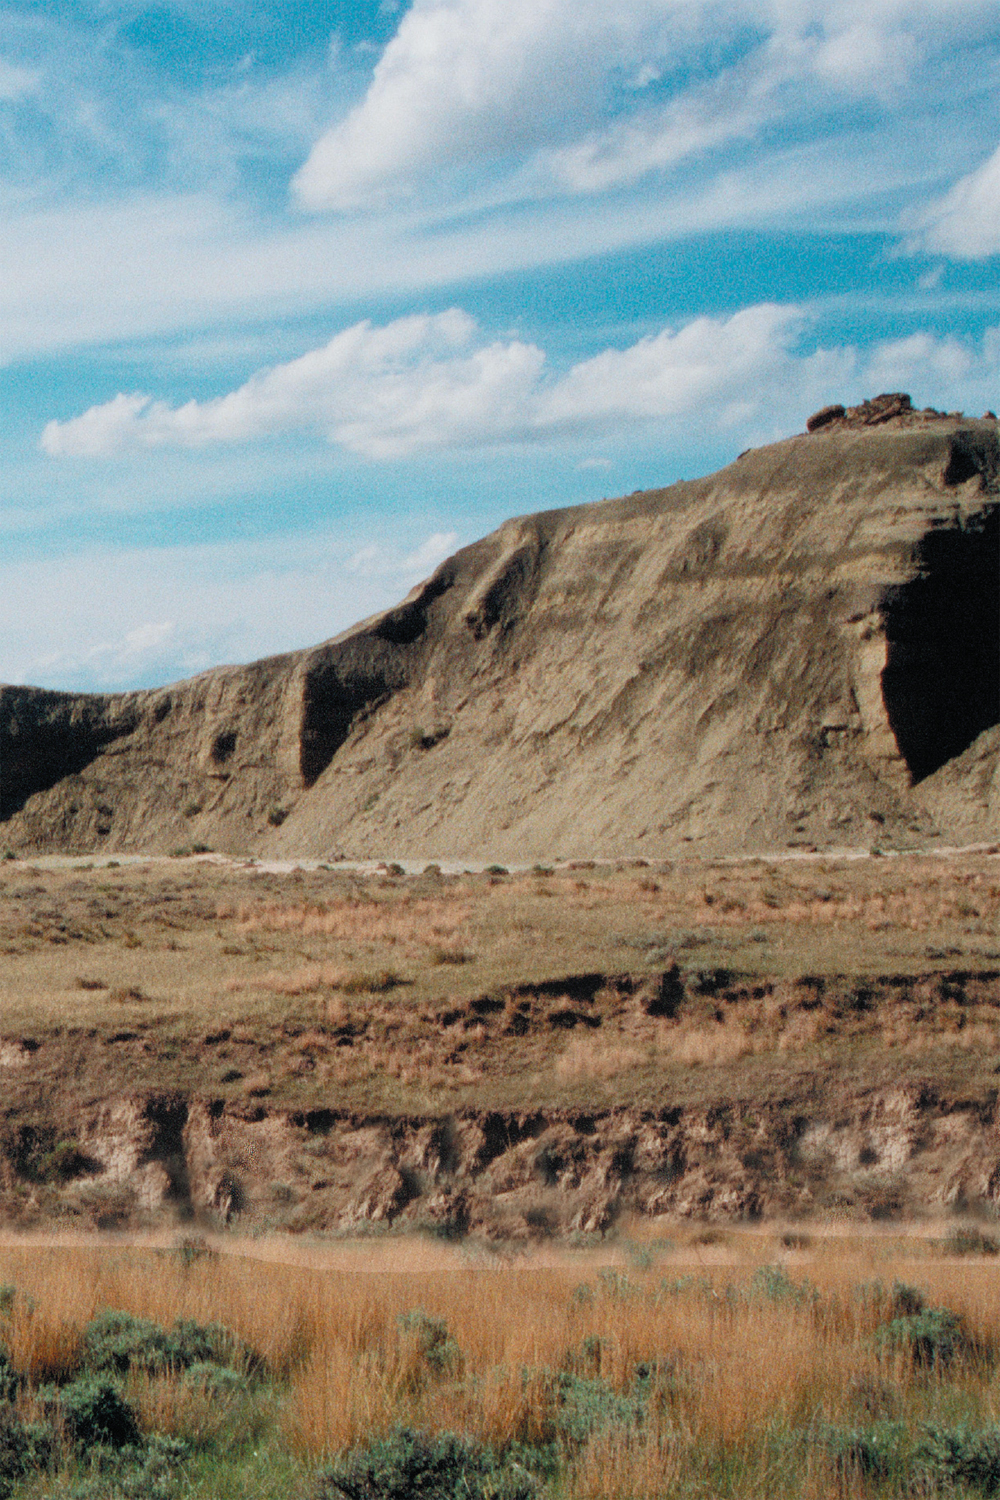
2;967;1000;1235
2;407;998;859
8;1071;1000;1236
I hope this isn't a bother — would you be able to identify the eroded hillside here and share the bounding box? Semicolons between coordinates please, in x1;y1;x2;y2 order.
1;399;997;860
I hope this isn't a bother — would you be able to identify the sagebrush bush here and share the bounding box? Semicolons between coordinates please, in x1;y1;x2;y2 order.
817;1420;909;1483
83;1310;245;1375
314;1427;535;1500
918;1422;1000;1493
554;1371;650;1447
181;1361;250;1398
64;1433;188;1500
876;1307;980;1369
396;1310;462;1383
0;1409;52;1496
54;1376;142;1449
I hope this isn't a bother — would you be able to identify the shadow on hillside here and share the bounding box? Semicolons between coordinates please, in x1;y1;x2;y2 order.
881;503;999;782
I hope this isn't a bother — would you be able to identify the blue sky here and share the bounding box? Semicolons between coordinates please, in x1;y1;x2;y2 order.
1;0;998;691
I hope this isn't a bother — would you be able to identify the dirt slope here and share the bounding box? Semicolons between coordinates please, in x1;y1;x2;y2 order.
2;400;997;859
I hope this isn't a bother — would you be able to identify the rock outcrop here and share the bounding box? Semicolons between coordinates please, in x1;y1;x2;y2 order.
9;1073;1000;1235
1;400;997;859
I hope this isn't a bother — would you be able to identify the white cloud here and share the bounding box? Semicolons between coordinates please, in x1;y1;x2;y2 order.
42;392;154;458
907;141;1000;259
292;0;994;209
41;309;547;458
41;302;1000;467
38;304;801;457
400;531;461;572
862;328;1000;413
292;0;642;209
347;530;460;575
539;304;811;428
536;81;765;195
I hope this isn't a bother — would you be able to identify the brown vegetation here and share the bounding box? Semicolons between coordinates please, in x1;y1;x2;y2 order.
3;1229;1000;1496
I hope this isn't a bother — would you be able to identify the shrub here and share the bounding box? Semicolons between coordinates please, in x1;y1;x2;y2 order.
554;1372;649;1446
168;1318;245;1370
876;1307;979;1369
340;969;404;995
817;1421;909;1483
743;1264;818;1306
174;1235;217;1271
83;1313;171;1375
11;1126;95;1184
314;1428;535;1500
596;1269;638;1299
56;1376;142;1449
943;1227;1000;1257
83;1311;244;1376
181;1362;250;1398
889;1280;925;1317
0;1410;52;1495
64;1434;187;1500
396;1310;461;1380
429;946;476;966
917;1423;1000;1492
0;1350;20;1402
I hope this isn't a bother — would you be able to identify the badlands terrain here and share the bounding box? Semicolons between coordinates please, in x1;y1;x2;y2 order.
0;395;993;1497
0;847;995;1236
1;394;997;863
0;394;995;1239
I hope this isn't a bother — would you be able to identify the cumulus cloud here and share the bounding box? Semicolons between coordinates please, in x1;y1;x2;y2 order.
292;0;642;208
863;328;1000;413
40;303;802;458
42;302;1000;465
41;309;547;458
907;141;1000;259
538;304;813;428
292;0;993;209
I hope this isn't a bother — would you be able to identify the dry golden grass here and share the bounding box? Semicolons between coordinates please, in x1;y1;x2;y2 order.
221;896;470;950
1;1226;999;1498
555;1036;646;1082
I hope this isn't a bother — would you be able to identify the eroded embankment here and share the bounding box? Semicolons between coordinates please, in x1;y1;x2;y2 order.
2;966;1000;1237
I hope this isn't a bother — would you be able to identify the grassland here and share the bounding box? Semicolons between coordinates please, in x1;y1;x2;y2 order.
1;1229;1000;1496
0;848;996;1116
0;851;996;1492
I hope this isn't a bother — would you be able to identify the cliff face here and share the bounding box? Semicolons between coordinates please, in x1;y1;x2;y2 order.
2;405;997;859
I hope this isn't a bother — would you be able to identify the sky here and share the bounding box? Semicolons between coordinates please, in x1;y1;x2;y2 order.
1;0;998;693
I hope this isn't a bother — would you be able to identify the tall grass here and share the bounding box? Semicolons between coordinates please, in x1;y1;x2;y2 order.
2;1233;1000;1496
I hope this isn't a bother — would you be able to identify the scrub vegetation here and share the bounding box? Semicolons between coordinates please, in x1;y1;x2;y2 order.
2;1233;1000;1496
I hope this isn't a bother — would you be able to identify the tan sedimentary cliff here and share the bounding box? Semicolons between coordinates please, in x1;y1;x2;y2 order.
1;402;997;859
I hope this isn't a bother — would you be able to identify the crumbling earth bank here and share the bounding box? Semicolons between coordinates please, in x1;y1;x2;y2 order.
5;1078;1000;1237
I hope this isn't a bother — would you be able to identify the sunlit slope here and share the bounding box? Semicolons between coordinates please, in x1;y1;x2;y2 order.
1;410;996;858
